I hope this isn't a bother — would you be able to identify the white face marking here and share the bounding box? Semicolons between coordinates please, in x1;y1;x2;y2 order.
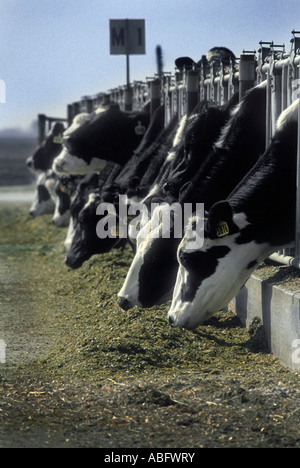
44;177;57;201
168;232;274;330
64;217;75;252
52;148;107;175
29;172;55;217
118;217;155;306
118;205;169;306
52;110;110;175
30;196;55;217
52;208;70;227
117;251;144;307
63;113;90;137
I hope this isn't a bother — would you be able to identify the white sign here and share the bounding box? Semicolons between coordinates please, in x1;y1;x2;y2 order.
110;19;146;55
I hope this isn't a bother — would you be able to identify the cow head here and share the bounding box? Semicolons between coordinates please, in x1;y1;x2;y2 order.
167;201;276;330
26;122;65;172
53;104;150;175
65;192;124;269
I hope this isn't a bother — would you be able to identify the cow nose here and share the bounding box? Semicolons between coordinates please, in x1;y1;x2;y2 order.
117;296;133;311
168;315;174;325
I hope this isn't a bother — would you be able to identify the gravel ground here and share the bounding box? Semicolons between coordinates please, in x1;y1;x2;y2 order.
0;203;299;449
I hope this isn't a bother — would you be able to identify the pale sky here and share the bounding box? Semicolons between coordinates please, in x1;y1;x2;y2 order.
0;0;299;133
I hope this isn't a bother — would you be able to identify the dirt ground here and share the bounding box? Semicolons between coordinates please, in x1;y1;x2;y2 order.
0;203;300;449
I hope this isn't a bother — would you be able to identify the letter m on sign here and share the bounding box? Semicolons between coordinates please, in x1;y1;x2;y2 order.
110;19;146;55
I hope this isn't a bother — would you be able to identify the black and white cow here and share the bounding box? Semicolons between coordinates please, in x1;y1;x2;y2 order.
98;104;168;203
52;103;151;175
29;170;56;217
117;81;267;310
26;122;65;172
168;98;299;330
64;163;122;269
64;106;177;268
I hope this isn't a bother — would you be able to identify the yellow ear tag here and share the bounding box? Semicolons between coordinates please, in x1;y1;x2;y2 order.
216;221;229;238
135;121;146;136
60;184;70;194
53;134;64;144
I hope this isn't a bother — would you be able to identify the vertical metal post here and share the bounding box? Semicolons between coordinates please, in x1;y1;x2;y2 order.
265;69;272;149
281;64;288;111
295;99;300;268
186;70;199;116
124;20;132;111
239;54;256;100
271;67;282;136
163;75;171;126
199;62;205;102
124;85;133;111
126;53;130;87
67;104;73;127
38;114;47;144
150;78;161;118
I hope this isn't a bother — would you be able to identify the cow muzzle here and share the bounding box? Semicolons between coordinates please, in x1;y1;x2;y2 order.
117;296;134;311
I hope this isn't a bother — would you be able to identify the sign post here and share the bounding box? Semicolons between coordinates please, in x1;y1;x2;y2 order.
110;19;146;110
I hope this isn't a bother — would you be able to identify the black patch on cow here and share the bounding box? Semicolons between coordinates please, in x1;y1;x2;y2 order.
205;200;239;239
63;105;150;166
231;119;298;247
66;164;123;269
164;95;239;200
30;122;65;171
105;110;178;203
38;184;51;202
179;83;267;209
247;259;257;270
179;246;231;303
138;237;181;307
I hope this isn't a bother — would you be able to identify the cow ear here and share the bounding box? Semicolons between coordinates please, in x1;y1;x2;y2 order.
206;201;238;239
175;56;197;71
52;122;65;134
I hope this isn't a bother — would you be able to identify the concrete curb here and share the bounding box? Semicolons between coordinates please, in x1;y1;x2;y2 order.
230;274;300;372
